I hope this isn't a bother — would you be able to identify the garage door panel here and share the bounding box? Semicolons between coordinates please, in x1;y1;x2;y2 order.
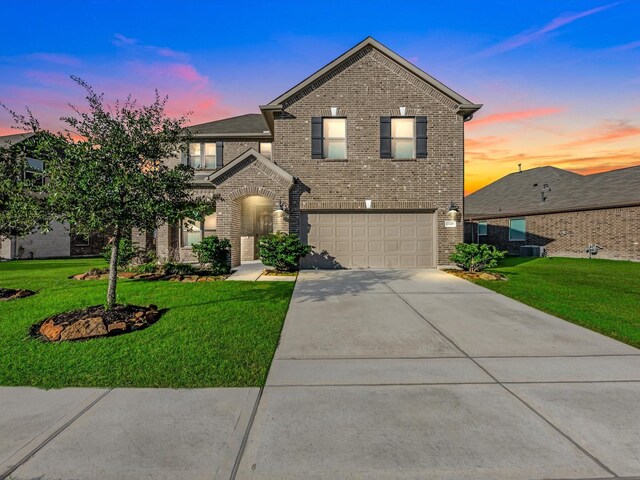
302;212;435;269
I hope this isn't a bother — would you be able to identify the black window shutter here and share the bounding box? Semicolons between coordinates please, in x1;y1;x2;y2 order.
311;117;323;159
380;117;391;158
416;116;427;158
216;141;224;169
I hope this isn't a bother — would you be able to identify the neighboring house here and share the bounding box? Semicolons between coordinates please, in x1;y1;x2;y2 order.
156;37;482;269
464;165;640;261
0;132;106;260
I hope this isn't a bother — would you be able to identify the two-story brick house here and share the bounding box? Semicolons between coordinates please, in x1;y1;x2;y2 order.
154;37;481;269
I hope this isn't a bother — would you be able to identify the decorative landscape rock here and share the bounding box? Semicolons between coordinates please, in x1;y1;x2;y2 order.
444;270;506;281
32;304;164;342
0;288;36;301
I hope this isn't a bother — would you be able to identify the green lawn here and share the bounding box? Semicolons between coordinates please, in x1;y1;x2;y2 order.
473;257;640;348
0;258;294;389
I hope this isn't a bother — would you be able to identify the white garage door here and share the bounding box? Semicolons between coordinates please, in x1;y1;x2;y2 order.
301;212;436;269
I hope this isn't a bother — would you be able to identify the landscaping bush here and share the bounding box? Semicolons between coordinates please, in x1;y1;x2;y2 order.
192;236;231;275
102;237;138;268
259;233;312;272
161;261;196;276
449;243;506;273
135;262;158;274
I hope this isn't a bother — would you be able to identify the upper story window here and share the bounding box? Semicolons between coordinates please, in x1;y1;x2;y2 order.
322;118;346;159
509;218;526;241
24;157;45;186
391;118;415;159
259;142;272;160
380;116;427;159
189;142;216;169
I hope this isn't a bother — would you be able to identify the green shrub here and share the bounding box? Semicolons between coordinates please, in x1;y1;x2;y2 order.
449;243;506;272
135;262;158;274
101;237;138;268
192;236;231;275
161;261;196;276
259;232;312;272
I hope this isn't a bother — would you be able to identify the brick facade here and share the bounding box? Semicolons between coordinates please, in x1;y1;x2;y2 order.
271;46;465;266
156;41;473;268
465;206;640;261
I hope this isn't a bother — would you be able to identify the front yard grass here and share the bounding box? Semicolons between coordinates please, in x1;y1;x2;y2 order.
0;258;294;389
473;257;640;348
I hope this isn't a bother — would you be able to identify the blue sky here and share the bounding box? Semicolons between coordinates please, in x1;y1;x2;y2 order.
1;0;638;191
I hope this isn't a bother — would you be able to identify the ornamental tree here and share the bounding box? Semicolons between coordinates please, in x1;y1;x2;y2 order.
10;77;216;308
0;133;50;247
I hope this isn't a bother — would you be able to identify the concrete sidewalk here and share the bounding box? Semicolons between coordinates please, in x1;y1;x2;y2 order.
1;388;258;480
236;269;640;480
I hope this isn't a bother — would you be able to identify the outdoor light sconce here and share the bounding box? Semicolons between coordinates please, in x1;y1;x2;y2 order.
275;200;289;214
446;202;461;221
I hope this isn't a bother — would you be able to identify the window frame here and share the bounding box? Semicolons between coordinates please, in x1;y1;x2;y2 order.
188;142;217;170
259;142;272;160
508;218;526;242
322;117;347;160
390;117;416;160
181;213;217;248
477;221;488;239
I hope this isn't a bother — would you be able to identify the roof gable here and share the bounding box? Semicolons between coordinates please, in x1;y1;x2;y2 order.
207;148;294;189
262;37;481;117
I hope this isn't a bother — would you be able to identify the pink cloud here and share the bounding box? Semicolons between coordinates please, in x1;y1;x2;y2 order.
112;33;189;61
468;107;565;128
27;53;81;67
477;3;619;57
608;40;640;51
558;120;640;148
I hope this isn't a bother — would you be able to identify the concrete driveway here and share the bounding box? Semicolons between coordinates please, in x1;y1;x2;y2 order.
236;269;640;480
2;269;639;480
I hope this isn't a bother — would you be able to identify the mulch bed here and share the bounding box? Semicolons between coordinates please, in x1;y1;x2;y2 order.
262;269;298;277
444;270;506;281
30;304;164;342
0;288;36;301
70;271;228;282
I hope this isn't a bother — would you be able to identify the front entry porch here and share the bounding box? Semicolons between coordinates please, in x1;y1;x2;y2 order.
208;148;295;267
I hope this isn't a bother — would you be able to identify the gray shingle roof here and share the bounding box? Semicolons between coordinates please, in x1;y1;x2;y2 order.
0;132;35;147
465;165;640;218
189;114;270;137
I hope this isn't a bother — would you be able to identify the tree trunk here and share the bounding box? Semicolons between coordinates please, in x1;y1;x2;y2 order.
106;229;120;309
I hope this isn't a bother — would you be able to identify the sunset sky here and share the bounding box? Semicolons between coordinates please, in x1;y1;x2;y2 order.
1;1;638;194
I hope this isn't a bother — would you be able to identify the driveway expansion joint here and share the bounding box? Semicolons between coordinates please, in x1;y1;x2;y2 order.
0;388;113;480
230;387;263;480
372;271;620;478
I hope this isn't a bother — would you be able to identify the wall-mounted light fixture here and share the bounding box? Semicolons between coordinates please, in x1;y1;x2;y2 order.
275;200;289;214
446;202;460;221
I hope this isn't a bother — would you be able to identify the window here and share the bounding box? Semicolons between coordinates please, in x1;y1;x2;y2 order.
322;118;346;159
391;118;415;159
189;142;216;169
181;213;217;247
25;157;45;186
478;221;487;236
509;218;526;241
259;142;272;160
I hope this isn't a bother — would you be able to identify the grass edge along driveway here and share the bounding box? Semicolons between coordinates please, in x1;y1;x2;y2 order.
471;256;640;349
0;259;294;389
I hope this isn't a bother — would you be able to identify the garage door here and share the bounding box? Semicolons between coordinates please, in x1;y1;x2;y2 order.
300;212;435;269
